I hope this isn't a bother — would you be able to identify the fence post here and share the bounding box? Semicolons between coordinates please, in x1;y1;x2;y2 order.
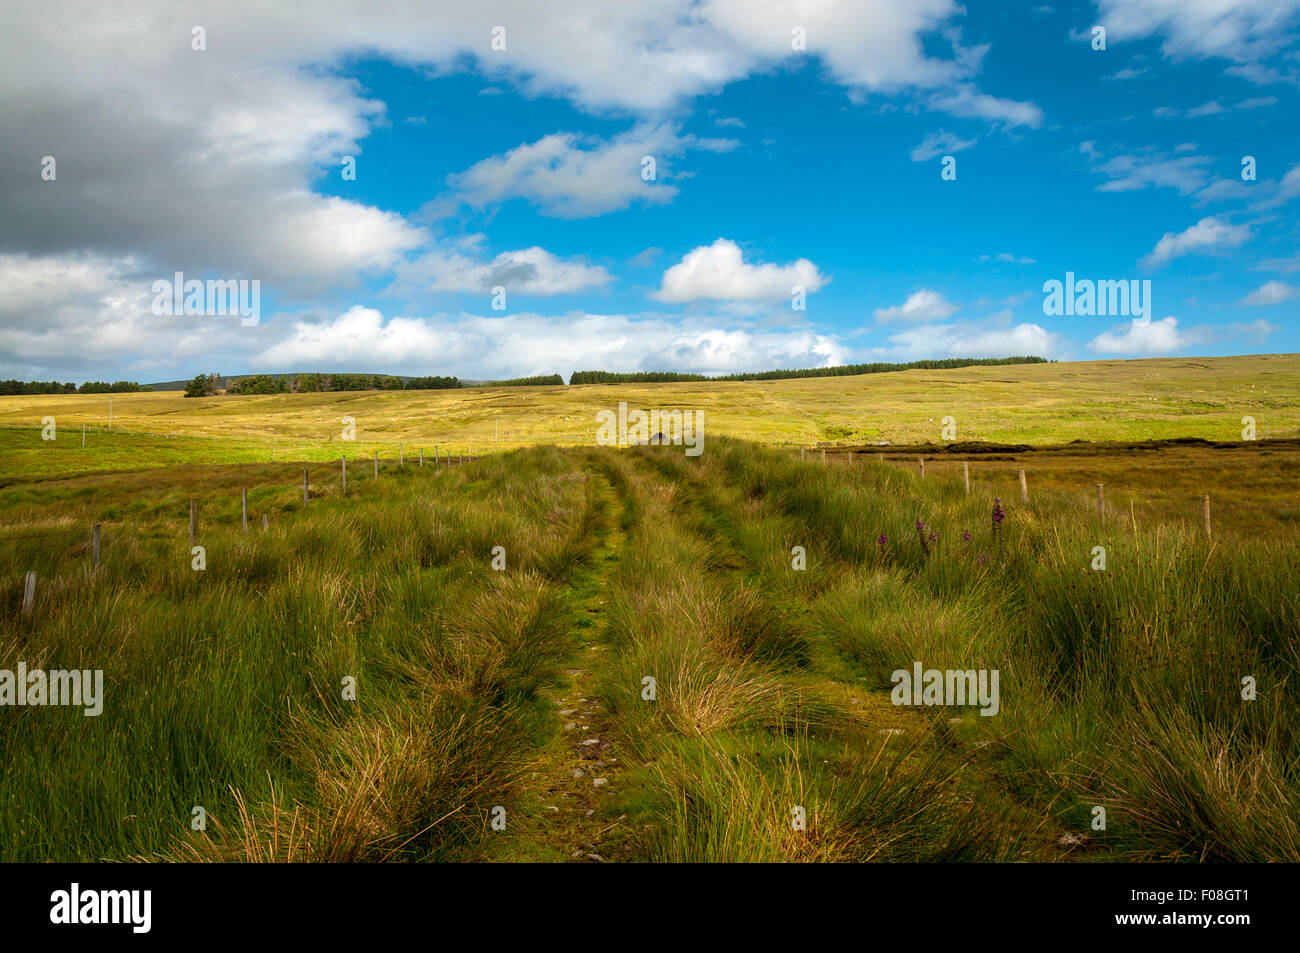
1095;483;1104;520
918;457;925;479
962;460;970;494
190;499;198;543
262;513;268;531
1203;495;1212;539
242;488;248;532
22;571;36;620
801;448;805;463
821;449;826;464
419;448;423;468
303;468;309;505
399;445;403;467
341;457;346;495
1018;469;1029;504
92;524;101;568
82;424;86;448
374;453;378;479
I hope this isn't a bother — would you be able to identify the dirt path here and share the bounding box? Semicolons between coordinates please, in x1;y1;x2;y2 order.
501;465;634;862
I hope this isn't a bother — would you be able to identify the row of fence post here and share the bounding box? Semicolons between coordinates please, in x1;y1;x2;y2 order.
16;447;494;618
805;447;1216;538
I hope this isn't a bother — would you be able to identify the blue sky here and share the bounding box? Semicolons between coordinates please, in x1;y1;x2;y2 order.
2;0;1298;382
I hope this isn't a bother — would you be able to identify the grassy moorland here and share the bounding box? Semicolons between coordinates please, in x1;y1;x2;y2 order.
0;354;1297;479
1;439;1296;862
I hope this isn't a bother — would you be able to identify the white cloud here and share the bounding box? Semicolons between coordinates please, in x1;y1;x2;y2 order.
977;253;1037;265
447;124;736;218
874;289;959;324
394;246;611;296
1087;316;1194;355
1093;151;1212;195
926;85;1043;128
654;239;827;303
1227;318;1277;342
1096;0;1300;61
870;320;1060;360
255;307;852;379
0;252;261;379
910;130;976;162
1139;217;1252;269
1240;280;1297;305
1255;254;1300;273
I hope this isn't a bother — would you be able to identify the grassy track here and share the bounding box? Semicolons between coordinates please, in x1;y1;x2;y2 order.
1;437;1297;862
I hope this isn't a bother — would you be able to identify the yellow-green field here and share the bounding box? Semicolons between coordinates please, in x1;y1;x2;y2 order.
1;354;1297;481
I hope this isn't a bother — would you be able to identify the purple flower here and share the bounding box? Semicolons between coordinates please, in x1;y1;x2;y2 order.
962;531;971;542
929;531;938;542
992;498;1006;525
878;534;888;547
976;554;989;565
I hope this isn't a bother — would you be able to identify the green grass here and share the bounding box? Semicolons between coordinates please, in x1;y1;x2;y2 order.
1;436;1297;862
2;354;1298;481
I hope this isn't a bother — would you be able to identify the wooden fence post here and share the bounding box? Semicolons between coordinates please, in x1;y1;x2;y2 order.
189;499;198;543
419;448;423;468
801;448;805;462
81;424;86;448
22;571;36;620
262;513;268;531
1018;469;1029;504
1203;495;1212;539
92;524;101;568
821;449;826;464
374;454;379;478
241;488;248;532
1095;483;1104;520
303;468;309;505
918;457;925;478
341;457;347;495
962;460;970;494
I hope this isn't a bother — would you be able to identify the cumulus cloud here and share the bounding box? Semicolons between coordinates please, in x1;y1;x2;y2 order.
1096;0;1300;61
653;239;827;303
0;252;262;379
1090;150;1213;196
868;320;1061;361
255;307;852;379
447;124;737;218
1240;280;1297;305
977;253;1037;265
874;289;959;324
394;246;611;296
926;85;1043;128
910;131;976;162
1139;217;1252;269
1087;316;1196;355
